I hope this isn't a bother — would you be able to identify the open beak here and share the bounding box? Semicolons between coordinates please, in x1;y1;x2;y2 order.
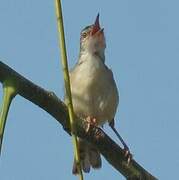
91;13;103;36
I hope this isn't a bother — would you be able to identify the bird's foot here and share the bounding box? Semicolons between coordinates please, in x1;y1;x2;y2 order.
95;128;105;139
123;147;133;165
85;116;104;139
85;116;97;133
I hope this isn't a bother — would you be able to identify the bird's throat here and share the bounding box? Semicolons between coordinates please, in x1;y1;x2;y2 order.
79;49;105;64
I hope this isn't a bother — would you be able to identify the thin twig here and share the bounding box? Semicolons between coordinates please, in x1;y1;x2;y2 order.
54;0;83;179
0;79;17;155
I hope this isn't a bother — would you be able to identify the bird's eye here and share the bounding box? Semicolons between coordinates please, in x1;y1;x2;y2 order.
82;32;87;39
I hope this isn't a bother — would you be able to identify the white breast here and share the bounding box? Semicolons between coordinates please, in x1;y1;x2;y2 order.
70;53;119;125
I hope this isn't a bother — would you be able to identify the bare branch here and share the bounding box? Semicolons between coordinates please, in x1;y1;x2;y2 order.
0;61;157;180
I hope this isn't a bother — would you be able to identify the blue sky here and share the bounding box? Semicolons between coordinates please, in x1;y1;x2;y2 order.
0;0;179;179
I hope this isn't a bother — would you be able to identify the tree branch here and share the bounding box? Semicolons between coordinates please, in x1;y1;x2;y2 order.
0;61;157;180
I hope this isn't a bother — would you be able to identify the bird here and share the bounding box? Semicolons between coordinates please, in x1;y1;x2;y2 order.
67;14;130;174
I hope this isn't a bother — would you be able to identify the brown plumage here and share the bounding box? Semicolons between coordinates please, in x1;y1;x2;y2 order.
72;139;101;174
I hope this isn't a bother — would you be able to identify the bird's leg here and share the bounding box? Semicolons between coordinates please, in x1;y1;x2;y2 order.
85;116;104;139
85;116;98;132
109;119;129;149
109;119;132;164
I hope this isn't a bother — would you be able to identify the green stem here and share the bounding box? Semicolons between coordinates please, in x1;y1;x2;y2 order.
0;79;17;156
55;1;83;180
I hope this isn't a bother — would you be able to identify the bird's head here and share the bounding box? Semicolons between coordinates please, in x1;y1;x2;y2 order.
80;14;106;57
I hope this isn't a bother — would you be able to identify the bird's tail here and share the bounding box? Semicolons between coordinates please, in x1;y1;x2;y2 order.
72;139;101;174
